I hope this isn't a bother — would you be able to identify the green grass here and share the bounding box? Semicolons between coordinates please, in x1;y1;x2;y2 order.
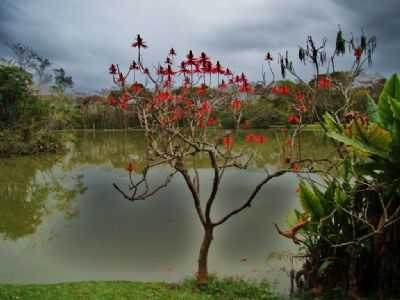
0;277;285;300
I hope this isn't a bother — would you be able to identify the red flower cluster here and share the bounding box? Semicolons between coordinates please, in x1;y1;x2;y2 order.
318;76;332;89
230;99;241;110
223;136;234;148
245;134;268;144
354;47;362;59
207;118;217;126
287;114;301;124
272;86;290;94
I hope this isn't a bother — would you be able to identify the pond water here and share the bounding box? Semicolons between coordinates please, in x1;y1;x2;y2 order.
0;130;334;293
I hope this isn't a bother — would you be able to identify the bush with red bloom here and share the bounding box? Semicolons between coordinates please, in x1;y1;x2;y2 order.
131;82;143;93
196;84;208;95
230;99;241;110
287;114;301;124
120;102;128;110
107;95;118;106
272;86;290;95
223;135;234;148
207;118;217;126
318;76;332;89
245;134;268;144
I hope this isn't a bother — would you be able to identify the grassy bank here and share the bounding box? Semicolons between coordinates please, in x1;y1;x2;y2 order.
0;278;285;300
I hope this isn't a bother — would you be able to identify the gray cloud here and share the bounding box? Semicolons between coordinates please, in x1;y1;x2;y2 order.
0;0;399;92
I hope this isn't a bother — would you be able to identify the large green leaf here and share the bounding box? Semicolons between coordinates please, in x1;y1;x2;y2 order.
389;96;400;121
327;131;388;159
366;95;380;124
299;180;325;219
378;74;400;130
323;112;343;133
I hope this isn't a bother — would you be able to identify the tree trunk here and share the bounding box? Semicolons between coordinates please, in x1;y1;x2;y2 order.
197;226;213;286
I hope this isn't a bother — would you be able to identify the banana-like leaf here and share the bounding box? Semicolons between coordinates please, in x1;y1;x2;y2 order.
327;131;388;159
367;95;380;124
378;74;400;130
389;96;400;121
323;112;343;133
299;180;325;219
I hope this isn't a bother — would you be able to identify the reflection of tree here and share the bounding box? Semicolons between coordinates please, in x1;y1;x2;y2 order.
0;156;86;241
67;130;334;171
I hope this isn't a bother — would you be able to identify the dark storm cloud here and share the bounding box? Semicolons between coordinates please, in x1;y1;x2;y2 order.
204;1;335;53
0;0;399;91
332;0;400;75
0;1;21;47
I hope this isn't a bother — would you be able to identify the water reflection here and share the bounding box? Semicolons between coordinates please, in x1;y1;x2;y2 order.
0;156;86;241
0;130;334;292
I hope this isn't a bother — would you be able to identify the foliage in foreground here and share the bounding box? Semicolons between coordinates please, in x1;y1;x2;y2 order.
281;74;400;299
0;278;284;300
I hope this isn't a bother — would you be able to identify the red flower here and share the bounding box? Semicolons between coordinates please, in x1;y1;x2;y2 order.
196;84;208;95
119;102;128;110
198;52;210;65
132;34;147;49
107;96;118;106
155;92;173;102
207;118;217;126
120;93;131;102
164;57;173;65
164;65;176;76
318;77;332;89
200;100;212;114
125;162;135;174
212;61;225;74
354;47;362;59
272;86;290;95
185;50;197;66
245;134;268;144
294;93;304;101
131;82;143;93
230;99;241;110
218;80;228;90
245;133;256;143
169;48;176;57
171;108;184;121
265;52;273;61
239;81;254;93
117;72;125;85
109;64;117;75
223;136;234;148
225;68;233;76
143;68;149;74
255;135;268;144
129;61;140;70
180;61;191;75
287;114;301;124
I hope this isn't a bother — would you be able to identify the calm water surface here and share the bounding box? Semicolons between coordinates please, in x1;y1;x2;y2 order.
0;130;334;293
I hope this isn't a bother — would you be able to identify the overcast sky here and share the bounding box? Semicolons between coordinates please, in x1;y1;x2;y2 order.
1;0;399;92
